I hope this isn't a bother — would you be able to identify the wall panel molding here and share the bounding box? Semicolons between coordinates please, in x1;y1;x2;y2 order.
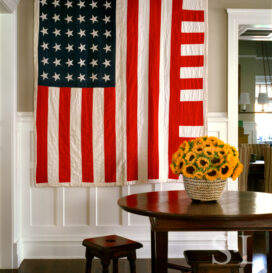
16;112;231;259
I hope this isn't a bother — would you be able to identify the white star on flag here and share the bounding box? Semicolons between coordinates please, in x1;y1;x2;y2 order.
65;73;73;82
53;58;61;66
102;74;110;82
65;15;73;23
78;44;86;52
103;1;111;9
41;42;49;51
52;14;60;22
66;29;73;37
41;57;49;65
53;43;61;52
91;29;99;38
103;59;111;68
90;15;98;23
78;73;86;82
53;28;61;37
90;44;98;52
40;27;48;36
66;44;74;52
104;30;111;38
77;0;85;9
40;71;48;80
78;58;86;67
52;72;60;81
103;44;111;53
40;12;48;21
90;59;98;67
65;0;73;8
52;0;60;7
77;15;85;23
66;59;74;67
78;29;86;37
90;73;98;82
90;1;97;9
103;15;111;24
40;0;47;6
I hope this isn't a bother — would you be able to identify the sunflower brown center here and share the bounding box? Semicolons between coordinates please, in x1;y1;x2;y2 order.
221;166;229;174
211;158;220;164
208;170;217;176
200;160;207;166
189;155;195;161
186;166;195;174
197;148;202;152
179;162;184;168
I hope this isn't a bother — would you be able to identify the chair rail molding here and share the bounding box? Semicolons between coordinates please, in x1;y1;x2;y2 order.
0;0;20;13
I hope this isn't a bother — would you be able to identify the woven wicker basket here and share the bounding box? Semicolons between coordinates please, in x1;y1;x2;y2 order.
183;177;227;202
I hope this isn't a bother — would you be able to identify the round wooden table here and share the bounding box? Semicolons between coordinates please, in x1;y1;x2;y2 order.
118;190;272;273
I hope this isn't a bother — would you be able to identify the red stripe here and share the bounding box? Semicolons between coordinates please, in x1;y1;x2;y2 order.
169;0;184;179
36;85;49;183
148;0;161;180
104;88;116;183
81;88;94;182
180;78;203;90
181;10;204;22
178;102;204;125
180;33;204;44
126;0;139;181
59;87;71;182
180;55;204;67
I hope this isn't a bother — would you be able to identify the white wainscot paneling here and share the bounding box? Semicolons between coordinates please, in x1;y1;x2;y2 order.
64;188;89;226
96;187;121;226
17;112;230;259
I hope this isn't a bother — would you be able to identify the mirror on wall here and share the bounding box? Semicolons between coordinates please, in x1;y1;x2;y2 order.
238;25;272;145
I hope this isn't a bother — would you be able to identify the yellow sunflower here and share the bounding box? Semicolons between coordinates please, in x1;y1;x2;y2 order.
170;163;179;175
205;168;219;181
219;163;233;179
185;151;197;164
179;141;190;153
203;147;214;157
194;171;204;179
210;157;224;167
193;144;204;154
175;158;186;173
203;140;212;148
172;149;183;161
217;147;228;157
232;163;244;180
208;136;218;144
196;157;210;169
182;164;196;178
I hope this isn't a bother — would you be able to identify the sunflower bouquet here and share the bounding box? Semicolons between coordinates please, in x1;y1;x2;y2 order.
170;136;243;181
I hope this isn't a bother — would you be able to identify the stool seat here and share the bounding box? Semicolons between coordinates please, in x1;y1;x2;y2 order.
82;235;143;273
184;250;243;273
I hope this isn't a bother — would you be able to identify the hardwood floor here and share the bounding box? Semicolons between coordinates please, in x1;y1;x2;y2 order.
0;232;266;273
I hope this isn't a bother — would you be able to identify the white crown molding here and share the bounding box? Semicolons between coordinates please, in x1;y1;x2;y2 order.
0;0;20;13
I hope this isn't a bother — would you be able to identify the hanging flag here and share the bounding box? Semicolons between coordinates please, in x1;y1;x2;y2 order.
34;0;208;186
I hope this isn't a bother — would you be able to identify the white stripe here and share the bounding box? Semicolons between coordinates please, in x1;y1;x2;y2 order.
115;0;127;185
182;22;204;33
182;0;205;10
93;88;105;185
179;126;205;138
159;0;172;182
47;87;60;184
137;0;150;183
70;88;82;185
180;67;204;78
181;44;204;56
180;90;204;101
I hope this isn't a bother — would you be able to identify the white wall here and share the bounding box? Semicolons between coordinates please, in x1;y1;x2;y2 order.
15;112;232;265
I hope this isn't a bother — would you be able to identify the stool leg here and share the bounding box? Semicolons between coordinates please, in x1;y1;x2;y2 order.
85;249;94;273
127;251;136;273
101;258;110;273
113;258;119;273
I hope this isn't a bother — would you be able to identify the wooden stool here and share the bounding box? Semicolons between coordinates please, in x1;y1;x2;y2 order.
184;250;243;273
82;235;143;273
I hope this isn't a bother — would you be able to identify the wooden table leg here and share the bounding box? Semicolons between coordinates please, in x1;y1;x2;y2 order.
239;231;253;273
267;231;272;273
154;231;168;273
151;230;156;273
